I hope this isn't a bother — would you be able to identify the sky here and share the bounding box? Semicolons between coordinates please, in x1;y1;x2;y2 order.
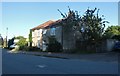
1;2;118;39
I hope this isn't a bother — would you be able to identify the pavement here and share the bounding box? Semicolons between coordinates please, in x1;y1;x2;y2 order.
9;49;119;63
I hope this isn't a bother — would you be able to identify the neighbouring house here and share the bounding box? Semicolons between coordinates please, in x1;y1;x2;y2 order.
31;19;77;51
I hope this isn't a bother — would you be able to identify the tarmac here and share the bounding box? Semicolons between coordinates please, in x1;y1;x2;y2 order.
10;50;119;63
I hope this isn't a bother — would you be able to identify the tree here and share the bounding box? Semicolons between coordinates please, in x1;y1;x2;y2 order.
29;29;32;47
58;6;81;32
58;7;109;51
8;38;14;48
58;7;109;41
112;35;120;41
79;8;109;52
15;36;27;50
14;36;24;39
81;8;109;42
58;6;81;49
103;25;120;39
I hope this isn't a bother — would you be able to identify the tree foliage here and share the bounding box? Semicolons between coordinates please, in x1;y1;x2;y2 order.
16;36;27;50
58;7;109;52
58;6;80;32
103;25;120;39
58;7;109;42
81;8;109;41
17;38;27;46
29;29;32;47
8;38;14;48
14;36;24;39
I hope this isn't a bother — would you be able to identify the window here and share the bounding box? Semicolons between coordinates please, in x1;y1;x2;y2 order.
38;31;40;36
32;31;34;37
38;29;42;37
37;40;40;48
50;28;55;36
43;29;47;34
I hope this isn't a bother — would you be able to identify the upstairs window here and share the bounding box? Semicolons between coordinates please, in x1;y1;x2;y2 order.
43;29;47;35
50;28;55;36
38;31;40;36
32;31;34;37
38;29;42;37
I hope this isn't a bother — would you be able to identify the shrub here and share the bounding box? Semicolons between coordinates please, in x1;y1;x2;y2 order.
47;41;62;52
19;45;25;50
16;37;28;50
46;36;62;52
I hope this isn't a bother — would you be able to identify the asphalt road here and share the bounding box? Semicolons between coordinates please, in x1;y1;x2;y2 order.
2;49;118;74
0;48;2;76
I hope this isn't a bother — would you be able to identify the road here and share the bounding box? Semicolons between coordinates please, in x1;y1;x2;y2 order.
0;48;2;76
2;49;118;74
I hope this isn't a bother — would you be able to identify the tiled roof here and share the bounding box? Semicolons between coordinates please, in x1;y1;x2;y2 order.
31;20;55;31
31;19;62;31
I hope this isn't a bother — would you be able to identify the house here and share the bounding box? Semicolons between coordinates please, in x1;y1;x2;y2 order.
31;20;61;51
31;19;77;51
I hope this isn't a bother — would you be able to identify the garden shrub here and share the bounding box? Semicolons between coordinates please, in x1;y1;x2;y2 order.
46;36;62;52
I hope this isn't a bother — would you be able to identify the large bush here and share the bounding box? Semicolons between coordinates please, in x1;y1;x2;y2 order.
46;36;62;52
16;36;28;50
103;25;120;39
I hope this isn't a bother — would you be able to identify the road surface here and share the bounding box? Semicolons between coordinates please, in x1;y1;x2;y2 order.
2;49;118;74
0;48;2;76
